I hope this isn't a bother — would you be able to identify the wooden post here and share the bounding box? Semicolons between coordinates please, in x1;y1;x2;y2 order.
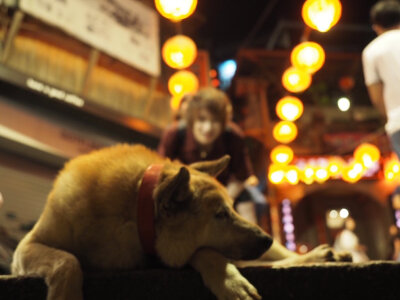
257;80;275;148
80;48;100;96
143;76;158;118
1;10;24;63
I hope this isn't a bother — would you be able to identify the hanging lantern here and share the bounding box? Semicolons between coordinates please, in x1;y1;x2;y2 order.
285;166;300;185
314;167;329;183
272;121;298;144
268;164;286;184
385;169;396;181
327;156;345;178
291;41;325;74
155;0;198;22
384;156;400;182
168;70;199;96
282;67;312;93
270;145;294;165
300;166;315;185
276;96;304;121
342;162;364;183
354;143;381;168
302;0;342;32
162;35;197;69
170;94;183;110
339;76;355;92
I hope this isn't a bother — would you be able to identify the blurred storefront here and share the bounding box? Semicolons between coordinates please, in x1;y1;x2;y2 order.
0;0;168;241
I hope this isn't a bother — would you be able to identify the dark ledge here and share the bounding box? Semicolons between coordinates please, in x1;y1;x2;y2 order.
1;261;399;300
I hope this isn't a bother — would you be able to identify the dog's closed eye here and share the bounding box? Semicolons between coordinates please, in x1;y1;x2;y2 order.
214;210;229;219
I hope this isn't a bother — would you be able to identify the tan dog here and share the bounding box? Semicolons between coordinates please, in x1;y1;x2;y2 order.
11;144;350;300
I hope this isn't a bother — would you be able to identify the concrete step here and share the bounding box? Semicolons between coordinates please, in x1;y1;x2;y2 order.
1;261;399;300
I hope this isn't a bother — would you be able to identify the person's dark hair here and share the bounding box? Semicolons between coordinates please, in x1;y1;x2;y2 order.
371;0;400;28
185;87;232;129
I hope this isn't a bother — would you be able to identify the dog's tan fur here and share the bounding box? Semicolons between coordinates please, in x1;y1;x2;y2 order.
11;144;275;299
11;144;351;300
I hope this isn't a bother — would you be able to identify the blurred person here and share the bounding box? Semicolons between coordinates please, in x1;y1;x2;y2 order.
158;87;260;223
388;225;400;261
362;1;400;161
334;217;369;263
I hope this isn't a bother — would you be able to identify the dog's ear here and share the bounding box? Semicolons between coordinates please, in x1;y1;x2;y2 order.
190;155;230;177
156;166;191;216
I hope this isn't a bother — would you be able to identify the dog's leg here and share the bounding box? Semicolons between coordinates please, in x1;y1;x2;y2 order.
189;248;261;300
236;241;352;268
12;239;83;300
272;244;352;265
262;244;352;266
235;240;299;267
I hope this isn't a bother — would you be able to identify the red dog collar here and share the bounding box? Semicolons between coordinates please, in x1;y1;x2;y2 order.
137;164;163;256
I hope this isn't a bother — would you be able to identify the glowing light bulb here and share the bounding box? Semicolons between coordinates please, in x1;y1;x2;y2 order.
328;157;344;178
354;143;380;168
273;121;298;144
329;210;338;218
168;70;199;96
339;208;349;218
276;96;304;121
269;165;285;184
338;97;351;111
282;67;312;93
315;167;329;183
162;35;198;69
286;167;300;185
302;0;342;33
291;41;325;74
155;0;198;22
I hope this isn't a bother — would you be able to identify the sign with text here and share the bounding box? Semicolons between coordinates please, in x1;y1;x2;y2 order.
20;0;160;76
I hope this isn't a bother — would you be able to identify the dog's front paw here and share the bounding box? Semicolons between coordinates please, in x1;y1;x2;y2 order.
333;250;353;262
304;244;335;262
190;249;261;300
215;264;261;300
302;244;352;263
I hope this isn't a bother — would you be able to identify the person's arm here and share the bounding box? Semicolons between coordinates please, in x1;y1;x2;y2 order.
226;175;259;199
226;179;245;199
367;82;387;120
245;175;259;186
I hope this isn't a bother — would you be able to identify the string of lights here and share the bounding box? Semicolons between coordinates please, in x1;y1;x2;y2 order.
155;0;199;110
268;0;400;186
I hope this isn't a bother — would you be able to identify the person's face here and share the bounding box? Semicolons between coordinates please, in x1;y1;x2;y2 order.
192;108;223;146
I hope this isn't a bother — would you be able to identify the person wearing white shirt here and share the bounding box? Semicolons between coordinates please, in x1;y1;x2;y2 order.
362;0;400;158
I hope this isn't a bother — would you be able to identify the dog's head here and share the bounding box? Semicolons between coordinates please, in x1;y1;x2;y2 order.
153;156;272;267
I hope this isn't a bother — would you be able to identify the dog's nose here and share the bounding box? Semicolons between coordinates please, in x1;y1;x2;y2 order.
255;235;273;255
241;235;273;260
261;235;273;251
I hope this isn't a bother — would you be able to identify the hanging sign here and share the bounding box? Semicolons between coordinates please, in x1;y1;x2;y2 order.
20;0;160;76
